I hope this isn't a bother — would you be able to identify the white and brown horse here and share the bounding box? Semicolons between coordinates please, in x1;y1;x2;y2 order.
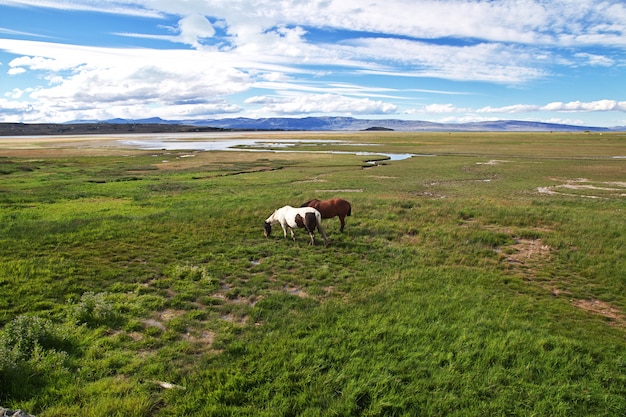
264;206;328;246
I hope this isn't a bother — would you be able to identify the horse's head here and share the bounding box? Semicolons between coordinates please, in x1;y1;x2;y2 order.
263;221;272;237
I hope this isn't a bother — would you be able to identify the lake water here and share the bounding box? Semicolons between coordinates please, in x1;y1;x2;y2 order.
119;136;419;162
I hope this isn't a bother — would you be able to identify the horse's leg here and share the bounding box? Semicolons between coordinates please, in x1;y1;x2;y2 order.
303;220;314;245
338;215;346;232
280;222;289;239
300;213;316;245
317;222;329;246
289;227;296;241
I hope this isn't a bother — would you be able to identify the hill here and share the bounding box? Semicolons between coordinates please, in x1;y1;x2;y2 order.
173;116;612;132
0;122;229;136
0;117;613;136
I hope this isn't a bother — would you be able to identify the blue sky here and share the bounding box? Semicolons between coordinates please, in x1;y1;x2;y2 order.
0;0;625;127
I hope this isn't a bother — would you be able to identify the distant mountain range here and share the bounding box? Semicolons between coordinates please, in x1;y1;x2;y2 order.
2;116;622;136
97;116;618;132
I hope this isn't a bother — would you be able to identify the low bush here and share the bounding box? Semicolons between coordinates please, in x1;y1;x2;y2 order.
68;292;120;328
0;315;72;402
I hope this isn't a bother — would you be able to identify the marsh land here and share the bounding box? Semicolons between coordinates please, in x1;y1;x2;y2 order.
1;131;624;416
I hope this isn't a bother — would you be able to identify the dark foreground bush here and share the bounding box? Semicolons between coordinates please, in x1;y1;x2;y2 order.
0;315;72;402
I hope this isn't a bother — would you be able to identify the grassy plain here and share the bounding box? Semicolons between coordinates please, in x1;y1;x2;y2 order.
1;131;625;416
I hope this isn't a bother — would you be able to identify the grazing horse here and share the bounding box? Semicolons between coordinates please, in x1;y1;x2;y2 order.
264;205;329;246
301;198;352;232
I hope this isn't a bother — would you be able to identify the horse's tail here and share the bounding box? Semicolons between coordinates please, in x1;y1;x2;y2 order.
314;211;329;244
347;202;352;216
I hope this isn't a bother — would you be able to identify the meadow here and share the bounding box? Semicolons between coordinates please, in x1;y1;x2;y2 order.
0;131;625;416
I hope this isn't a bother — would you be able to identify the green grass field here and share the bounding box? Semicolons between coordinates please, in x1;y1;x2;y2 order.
1;131;625;416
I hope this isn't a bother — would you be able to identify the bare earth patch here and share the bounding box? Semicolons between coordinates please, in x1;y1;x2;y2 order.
537;178;626;199
476;159;511;165
505;238;552;264
315;189;363;193
284;285;310;298
500;236;562;292
572;299;626;327
498;232;625;327
142;309;186;330
220;313;249;325
296;175;328;184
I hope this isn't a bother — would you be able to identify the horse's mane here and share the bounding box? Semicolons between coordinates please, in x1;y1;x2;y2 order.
300;199;318;208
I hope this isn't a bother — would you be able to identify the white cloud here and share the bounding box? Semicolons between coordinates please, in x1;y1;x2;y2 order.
5;1;626;51
350;39;548;84
5;88;25;99
260;72;292;82
423;104;467;114
419;100;626;116
436;115;499;124
1;1;626;123
541;100;626;112
0;39;254;121
477;104;542;114
245;94;397;115
7;67;26;75
0;97;37;120
543;117;586;125
177;14;216;43
1;0;164;18
252;79;401;101
9;55;77;72
0;27;53;38
137;0;626;50
574;53;615;67
122;14;217;47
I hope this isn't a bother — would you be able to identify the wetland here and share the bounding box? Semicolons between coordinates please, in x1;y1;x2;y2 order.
1;131;624;416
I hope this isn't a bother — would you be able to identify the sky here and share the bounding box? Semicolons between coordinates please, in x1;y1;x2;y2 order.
0;0;625;127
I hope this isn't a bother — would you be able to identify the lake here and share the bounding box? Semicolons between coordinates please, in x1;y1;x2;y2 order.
119;135;419;162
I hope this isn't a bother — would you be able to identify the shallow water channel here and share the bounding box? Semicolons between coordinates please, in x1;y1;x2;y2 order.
119;135;416;162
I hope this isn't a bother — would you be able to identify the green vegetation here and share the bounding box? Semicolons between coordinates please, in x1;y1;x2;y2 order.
1;132;625;416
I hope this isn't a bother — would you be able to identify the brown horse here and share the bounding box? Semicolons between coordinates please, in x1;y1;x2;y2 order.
301;198;352;232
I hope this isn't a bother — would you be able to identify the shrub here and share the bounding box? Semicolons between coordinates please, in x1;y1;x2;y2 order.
170;264;219;289
69;291;119;328
0;315;71;400
171;264;208;281
1;315;59;363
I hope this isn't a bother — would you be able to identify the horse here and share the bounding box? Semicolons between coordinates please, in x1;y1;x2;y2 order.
301;198;352;232
264;205;329;246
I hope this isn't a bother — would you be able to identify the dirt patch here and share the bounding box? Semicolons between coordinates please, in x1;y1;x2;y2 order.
284;285;310;298
572;299;626;326
296;176;327;183
220;313;248;325
505;238;552;265
183;330;215;345
159;309;185;321
501;237;574;298
537;178;626;199
499;236;558;291
315;189;363;193
142;309;186;330
143;318;166;330
498;233;625;327
476;159;511;165
127;331;144;341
